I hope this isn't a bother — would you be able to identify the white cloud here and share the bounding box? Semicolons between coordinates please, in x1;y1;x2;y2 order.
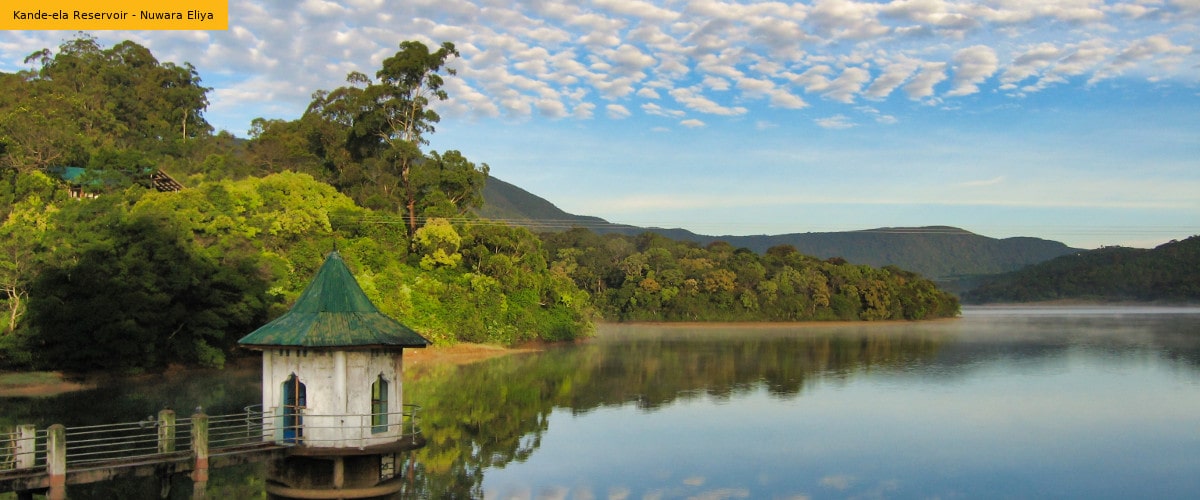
637;87;662;98
816;114;856;129
904;62;950;100
669;87;748;116
607;104;632;118
947;45;999;96
1091;35;1193;83
808;0;890;39
825;67;872;102
642;102;686;118
1000;43;1063;88
573;101;596;119
593;0;681;22
5;0;1198;136
680;118;706;127
604;44;657;76
863;58;920;99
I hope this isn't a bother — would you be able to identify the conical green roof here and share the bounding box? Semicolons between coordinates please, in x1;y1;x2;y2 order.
238;251;429;349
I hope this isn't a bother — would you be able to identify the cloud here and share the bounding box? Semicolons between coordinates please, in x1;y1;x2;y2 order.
669;87;748;116
1091;35;1193;83
904;62;950;100
3;0;1198;136
642;102;686;118
947;45;999;96
816;114;856;129
680;118;706;128
824;67;872;102
574;102;596;119
863;58;920;99
808;0;889;39
607;104;631;118
593;0;681;22
1000;43;1063;88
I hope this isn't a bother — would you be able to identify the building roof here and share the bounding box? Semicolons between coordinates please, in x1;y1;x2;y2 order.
238;251;430;349
48;166;184;193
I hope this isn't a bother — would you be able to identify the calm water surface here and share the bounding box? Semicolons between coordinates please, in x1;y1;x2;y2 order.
471;306;1200;499
3;306;1199;499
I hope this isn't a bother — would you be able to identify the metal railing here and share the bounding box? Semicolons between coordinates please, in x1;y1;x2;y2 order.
65;420;179;467
244;404;422;449
1;405;422;473
0;426;44;471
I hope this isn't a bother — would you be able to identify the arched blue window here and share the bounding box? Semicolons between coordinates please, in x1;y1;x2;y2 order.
281;374;306;443
371;375;389;433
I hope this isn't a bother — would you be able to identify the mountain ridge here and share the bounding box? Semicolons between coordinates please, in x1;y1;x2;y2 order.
478;176;1080;282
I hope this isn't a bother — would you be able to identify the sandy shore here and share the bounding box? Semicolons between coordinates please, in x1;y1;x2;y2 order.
0;372;95;398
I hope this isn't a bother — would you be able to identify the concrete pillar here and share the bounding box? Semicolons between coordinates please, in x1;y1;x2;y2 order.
333;456;345;489
14;424;36;469
46;424;66;500
158;409;177;453
334;350;347;444
191;412;209;498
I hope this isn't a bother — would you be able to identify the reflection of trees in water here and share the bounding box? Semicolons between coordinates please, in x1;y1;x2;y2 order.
402;327;945;496
0;362;262;428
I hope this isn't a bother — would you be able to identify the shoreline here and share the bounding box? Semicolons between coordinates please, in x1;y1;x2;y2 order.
9;304;1195;397
0;342;542;398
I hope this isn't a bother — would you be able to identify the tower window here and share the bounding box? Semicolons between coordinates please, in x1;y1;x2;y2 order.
371;375;389;433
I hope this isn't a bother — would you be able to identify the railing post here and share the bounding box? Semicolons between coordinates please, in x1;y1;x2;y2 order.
46;424;66;500
14;424;36;469
191;412;209;498
158;409;177;453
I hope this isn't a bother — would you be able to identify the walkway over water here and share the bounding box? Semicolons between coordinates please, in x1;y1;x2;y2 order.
0;405;423;499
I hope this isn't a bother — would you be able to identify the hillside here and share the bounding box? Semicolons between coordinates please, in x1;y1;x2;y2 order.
963;236;1200;304
477;177;611;230
479;177;1079;281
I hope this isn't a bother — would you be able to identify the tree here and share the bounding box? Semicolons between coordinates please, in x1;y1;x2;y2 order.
24;193;273;371
416;150;489;220
24;36;211;149
310;41;463;236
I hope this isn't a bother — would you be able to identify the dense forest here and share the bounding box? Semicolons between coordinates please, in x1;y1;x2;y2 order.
964;236;1200;303
0;36;958;373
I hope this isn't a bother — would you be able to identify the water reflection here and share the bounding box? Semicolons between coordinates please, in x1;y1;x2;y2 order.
405;322;953;497
406;309;1200;498
4;308;1200;498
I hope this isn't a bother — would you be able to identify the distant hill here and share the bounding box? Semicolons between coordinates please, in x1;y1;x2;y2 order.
476;177;611;230
963;236;1200;304
478;176;1080;282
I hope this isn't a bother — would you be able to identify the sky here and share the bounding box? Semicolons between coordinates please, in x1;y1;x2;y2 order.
2;0;1198;249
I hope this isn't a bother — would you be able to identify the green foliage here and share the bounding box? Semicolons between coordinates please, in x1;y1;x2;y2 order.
24;193;273;372
964;236;1200;303
0;35;211;176
542;232;960;322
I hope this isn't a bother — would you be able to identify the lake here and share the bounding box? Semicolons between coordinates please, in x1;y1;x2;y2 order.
4;306;1200;499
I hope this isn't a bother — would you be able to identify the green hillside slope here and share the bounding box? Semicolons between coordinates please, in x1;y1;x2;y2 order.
963;236;1200;303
